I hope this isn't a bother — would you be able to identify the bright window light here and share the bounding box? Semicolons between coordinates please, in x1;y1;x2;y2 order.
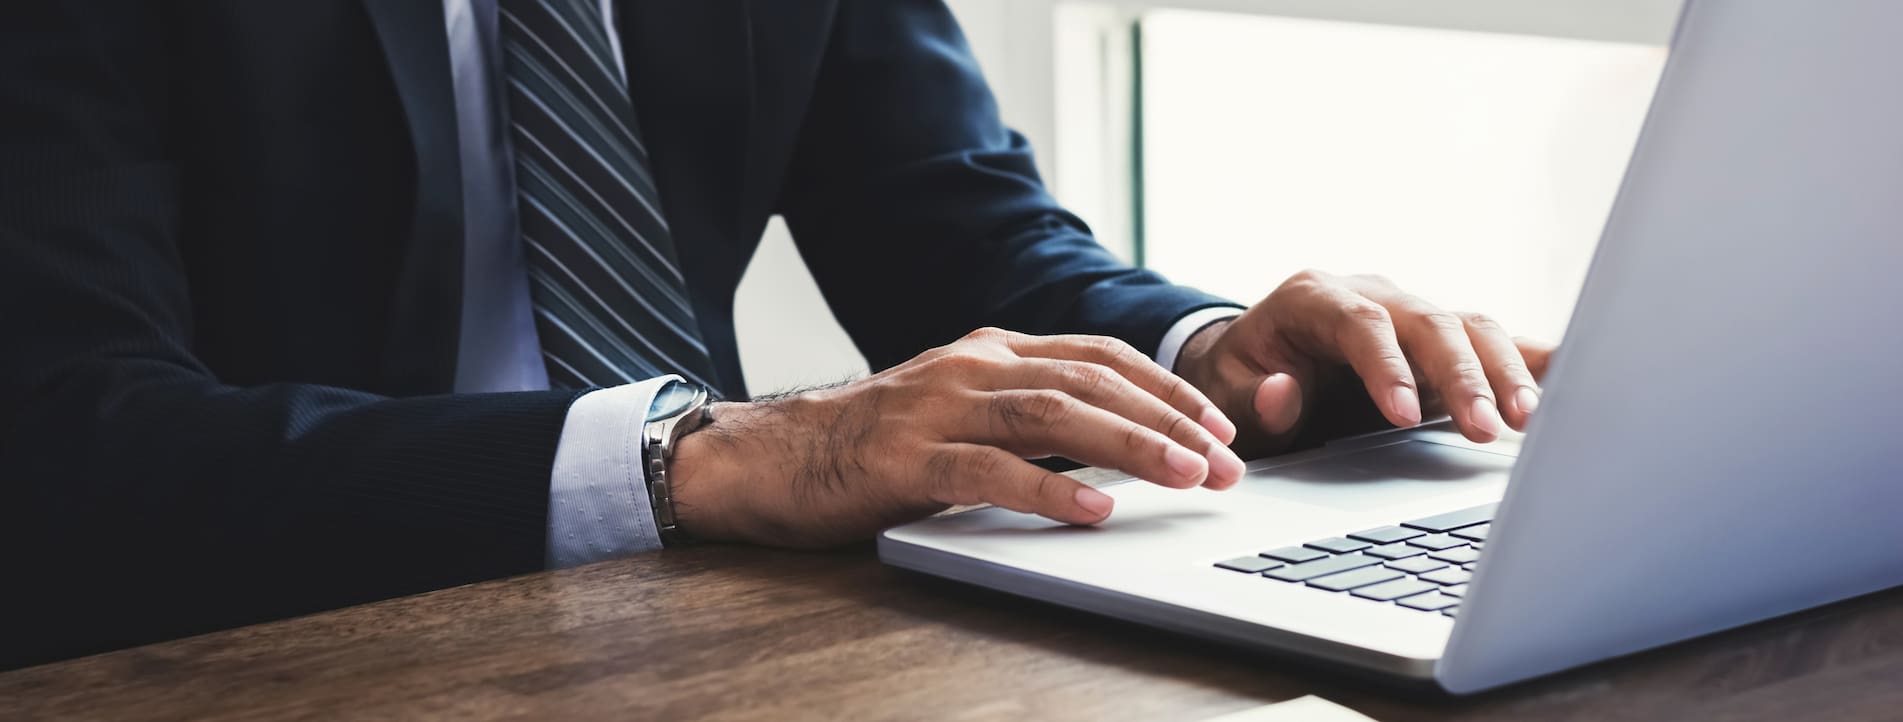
1138;9;1667;341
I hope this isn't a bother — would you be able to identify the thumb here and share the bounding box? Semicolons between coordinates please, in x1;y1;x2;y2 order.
1252;372;1305;437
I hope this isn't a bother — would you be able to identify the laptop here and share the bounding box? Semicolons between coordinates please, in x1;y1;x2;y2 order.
880;0;1903;694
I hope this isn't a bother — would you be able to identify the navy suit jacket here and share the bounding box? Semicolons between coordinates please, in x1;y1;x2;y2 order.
0;1;1230;668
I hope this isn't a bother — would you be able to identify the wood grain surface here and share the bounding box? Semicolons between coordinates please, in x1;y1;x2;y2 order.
2;538;1900;721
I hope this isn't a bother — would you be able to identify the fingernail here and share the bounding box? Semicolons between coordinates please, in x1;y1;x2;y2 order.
1207;446;1246;487
1470;396;1506;438
1200;406;1237;444
1516;386;1542;416
1166;445;1207;483
1391;385;1423;425
1075;486;1114;519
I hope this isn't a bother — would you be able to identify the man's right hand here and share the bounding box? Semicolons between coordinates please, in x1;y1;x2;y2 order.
668;328;1248;548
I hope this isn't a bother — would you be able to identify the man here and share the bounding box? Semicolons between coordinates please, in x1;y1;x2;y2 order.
0;1;1550;668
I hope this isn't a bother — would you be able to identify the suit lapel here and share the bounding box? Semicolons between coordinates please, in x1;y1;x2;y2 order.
616;2;756;395
616;2;756;256
362;0;466;394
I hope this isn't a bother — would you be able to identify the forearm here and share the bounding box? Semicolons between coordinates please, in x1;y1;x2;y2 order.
778;1;1236;367
0;360;587;670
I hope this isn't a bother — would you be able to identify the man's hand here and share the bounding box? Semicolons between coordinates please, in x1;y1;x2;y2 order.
1174;270;1556;457
668;328;1248;548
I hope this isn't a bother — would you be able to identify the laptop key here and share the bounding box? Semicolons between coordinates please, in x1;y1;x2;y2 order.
1385;556;1449;574
1400;503;1498;533
1421;568;1473;586
1364;542;1427;560
1442;607;1460;617
1397;591;1462;611
1261;546;1329;564
1307;566;1404;592
1404;534;1467;550
1442;584;1469;598
1429;546;1481;564
1351;578;1438;602
1215;556;1283;573
1304;537;1371;554
1462;562;1479;571
1263;553;1382;582
1450;524;1490;541
1346;526;1424;544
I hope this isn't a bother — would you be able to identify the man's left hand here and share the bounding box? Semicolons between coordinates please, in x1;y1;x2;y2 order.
1173;269;1557;457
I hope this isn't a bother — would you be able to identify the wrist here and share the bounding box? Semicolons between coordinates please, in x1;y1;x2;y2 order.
669;394;835;545
1174;317;1236;394
667;401;760;543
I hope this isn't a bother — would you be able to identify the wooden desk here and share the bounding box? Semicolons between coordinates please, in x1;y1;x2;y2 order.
2;543;1900;721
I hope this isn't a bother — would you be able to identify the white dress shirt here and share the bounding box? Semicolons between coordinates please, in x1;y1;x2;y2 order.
440;0;1243;568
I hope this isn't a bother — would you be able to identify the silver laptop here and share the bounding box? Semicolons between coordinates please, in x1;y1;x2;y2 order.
880;0;1903;693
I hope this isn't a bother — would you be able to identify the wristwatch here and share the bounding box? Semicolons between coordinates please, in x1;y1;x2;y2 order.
642;379;714;547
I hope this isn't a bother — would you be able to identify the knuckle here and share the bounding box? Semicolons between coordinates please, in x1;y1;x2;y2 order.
1342;301;1392;327
1160;411;1196;443
922;449;968;503
1280;269;1333;296
1031;473;1063;505
1120;421;1159;456
962;447;1001;479
1287;268;1329;286
1450;358;1490;384
1459;311;1505;333
1024;389;1072;422
929;352;977;376
987;394;1027;433
1066;362;1116;396
1091;335;1140;359
995;390;1069;431
964;326;1008;343
1159;376;1193;407
1419;310;1467;334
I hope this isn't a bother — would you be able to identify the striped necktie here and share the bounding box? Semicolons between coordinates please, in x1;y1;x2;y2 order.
499;0;717;390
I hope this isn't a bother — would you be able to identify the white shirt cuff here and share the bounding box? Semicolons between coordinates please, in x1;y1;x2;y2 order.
1155;306;1246;372
545;375;679;569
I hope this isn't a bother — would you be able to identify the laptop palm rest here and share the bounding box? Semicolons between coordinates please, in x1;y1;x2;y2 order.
1237;440;1514;511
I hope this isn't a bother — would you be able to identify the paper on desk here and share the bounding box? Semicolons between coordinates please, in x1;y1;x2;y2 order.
1195;695;1379;722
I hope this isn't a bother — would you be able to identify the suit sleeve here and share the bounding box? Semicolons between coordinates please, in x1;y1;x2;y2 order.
776;0;1238;371
0;4;573;668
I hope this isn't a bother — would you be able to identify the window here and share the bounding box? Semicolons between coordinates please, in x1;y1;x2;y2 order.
733;1;1680;389
1133;9;1667;339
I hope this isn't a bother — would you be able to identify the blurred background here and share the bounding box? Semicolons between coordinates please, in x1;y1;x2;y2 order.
734;0;1683;393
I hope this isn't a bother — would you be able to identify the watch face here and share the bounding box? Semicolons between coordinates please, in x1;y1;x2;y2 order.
647;380;705;423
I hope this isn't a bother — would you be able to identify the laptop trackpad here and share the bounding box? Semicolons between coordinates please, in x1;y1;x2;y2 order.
1238;440;1514;511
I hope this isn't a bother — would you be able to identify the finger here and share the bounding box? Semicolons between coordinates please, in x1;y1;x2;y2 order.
1282;278;1422;428
1003;333;1236;445
1380;297;1505;442
926;444;1114;525
1011;359;1246;488
1253;372;1304;439
1515;337;1557;381
964;389;1210;489
1459;312;1541;431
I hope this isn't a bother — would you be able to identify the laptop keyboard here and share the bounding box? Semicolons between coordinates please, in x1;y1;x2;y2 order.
1212;503;1495;617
